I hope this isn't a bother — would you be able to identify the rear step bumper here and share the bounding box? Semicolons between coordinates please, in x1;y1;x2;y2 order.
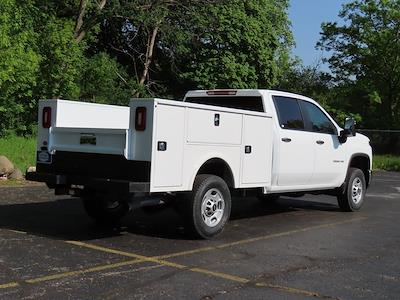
26;171;150;193
26;171;67;185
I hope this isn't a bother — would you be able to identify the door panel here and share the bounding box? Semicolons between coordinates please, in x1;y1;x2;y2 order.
277;130;315;186
311;133;346;185
272;96;315;186
299;100;346;186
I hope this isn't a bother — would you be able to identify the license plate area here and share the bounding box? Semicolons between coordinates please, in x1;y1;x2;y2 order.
80;134;96;145
37;151;52;164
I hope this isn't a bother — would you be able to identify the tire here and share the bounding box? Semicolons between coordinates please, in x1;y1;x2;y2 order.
337;168;366;212
82;192;130;224
185;175;231;239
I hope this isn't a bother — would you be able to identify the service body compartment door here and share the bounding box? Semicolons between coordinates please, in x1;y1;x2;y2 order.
151;104;185;189
187;109;242;145
241;115;273;186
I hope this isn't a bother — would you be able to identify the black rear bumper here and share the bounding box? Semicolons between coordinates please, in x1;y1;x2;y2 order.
36;151;151;181
26;171;150;193
28;151;151;192
26;171;67;185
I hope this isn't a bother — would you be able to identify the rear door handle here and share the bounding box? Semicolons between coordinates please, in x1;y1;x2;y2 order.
281;138;292;143
316;140;325;145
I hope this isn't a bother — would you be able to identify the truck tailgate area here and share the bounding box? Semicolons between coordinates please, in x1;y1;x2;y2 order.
35;99;147;186
38;99;130;158
49;127;127;156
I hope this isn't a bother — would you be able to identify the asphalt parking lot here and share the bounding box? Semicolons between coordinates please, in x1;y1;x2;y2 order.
0;171;399;300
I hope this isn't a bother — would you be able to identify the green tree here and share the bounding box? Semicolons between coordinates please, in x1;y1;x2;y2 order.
0;0;295;135
277;63;334;102
0;0;89;136
94;0;293;97
93;0;221;97
0;0;41;135
276;63;362;125
318;0;400;129
80;52;134;105
167;0;293;92
35;16;85;100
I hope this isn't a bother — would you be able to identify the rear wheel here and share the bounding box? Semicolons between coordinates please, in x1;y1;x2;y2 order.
184;175;231;239
82;191;130;224
337;168;366;212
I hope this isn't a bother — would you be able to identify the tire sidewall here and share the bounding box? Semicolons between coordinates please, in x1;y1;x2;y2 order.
346;168;366;211
192;175;231;239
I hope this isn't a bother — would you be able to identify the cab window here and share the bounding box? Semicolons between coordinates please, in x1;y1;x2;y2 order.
185;96;264;112
273;96;305;130
301;101;336;135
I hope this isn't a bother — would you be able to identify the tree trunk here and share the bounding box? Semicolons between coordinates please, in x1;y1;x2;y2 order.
135;26;159;96
74;0;87;42
99;0;107;9
74;0;108;43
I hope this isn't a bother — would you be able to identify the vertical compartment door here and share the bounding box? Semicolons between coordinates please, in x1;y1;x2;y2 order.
152;105;185;188
241;116;273;185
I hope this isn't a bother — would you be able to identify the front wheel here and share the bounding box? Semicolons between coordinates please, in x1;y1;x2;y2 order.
337;168;366;212
82;191;130;224
185;175;231;239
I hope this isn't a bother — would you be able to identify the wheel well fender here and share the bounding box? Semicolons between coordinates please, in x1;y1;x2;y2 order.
191;158;235;189
348;153;371;187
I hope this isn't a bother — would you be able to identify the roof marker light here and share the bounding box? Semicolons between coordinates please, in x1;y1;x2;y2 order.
206;90;237;96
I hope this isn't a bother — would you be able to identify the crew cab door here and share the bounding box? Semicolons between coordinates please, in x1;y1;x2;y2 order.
273;96;314;186
299;101;346;186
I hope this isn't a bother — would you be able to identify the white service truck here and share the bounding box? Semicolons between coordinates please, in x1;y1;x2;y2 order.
27;89;372;238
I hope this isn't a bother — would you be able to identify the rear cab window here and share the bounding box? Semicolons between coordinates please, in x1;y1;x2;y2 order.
185;96;265;112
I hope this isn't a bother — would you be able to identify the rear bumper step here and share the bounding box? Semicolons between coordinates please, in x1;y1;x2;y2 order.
26;171;150;193
26;171;67;185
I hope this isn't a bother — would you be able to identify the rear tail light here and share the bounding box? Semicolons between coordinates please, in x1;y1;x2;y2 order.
42;107;52;128
135;107;147;131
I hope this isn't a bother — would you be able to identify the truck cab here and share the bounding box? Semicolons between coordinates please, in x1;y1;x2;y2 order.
185;89;371;192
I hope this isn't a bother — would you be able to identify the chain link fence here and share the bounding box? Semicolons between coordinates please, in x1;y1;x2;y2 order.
358;130;400;155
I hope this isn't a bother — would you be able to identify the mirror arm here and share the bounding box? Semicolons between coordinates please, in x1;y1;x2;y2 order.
338;130;348;144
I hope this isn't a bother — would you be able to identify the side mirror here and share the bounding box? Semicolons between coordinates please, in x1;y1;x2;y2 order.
339;117;356;143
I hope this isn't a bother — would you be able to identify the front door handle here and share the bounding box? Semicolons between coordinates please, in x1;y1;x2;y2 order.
281;138;292;143
316;140;325;145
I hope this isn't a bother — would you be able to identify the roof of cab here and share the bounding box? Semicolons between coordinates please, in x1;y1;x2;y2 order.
184;89;314;103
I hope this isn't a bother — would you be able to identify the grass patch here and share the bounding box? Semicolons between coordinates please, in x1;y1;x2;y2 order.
373;155;400;172
0;136;36;173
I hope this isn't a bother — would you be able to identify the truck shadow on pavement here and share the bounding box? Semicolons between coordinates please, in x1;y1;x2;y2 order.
0;187;338;241
0;190;340;241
